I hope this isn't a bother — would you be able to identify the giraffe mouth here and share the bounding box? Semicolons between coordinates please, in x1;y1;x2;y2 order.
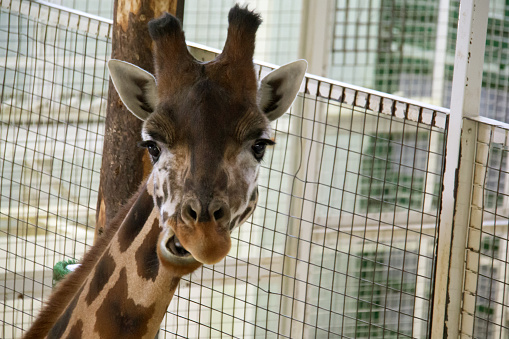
158;228;201;273
166;235;191;257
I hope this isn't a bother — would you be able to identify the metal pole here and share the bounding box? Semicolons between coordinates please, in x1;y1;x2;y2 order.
276;1;334;336
431;0;450;107
431;0;489;337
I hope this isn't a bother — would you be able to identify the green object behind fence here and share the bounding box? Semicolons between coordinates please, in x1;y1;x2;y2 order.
52;259;79;286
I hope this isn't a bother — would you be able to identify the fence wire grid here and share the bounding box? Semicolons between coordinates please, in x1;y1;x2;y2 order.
459;117;509;339
0;1;451;338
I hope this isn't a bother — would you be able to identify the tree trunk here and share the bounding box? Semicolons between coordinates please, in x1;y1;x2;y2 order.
95;0;185;240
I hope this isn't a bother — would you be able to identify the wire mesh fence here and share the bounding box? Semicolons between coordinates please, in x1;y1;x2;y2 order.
460;117;509;338
6;0;507;338
331;0;441;100
40;0;509;125
0;0;111;336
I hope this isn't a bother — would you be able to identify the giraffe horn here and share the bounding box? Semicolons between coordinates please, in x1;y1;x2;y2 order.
218;4;262;65
148;13;198;94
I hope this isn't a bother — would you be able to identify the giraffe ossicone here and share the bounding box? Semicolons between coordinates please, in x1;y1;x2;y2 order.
25;5;306;338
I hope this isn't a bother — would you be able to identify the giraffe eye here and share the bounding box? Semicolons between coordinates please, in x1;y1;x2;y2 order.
252;139;275;161
138;141;161;161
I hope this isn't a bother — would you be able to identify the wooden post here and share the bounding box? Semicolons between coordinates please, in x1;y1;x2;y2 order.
95;0;185;240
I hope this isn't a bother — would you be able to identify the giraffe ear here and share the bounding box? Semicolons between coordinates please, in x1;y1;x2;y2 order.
258;60;307;121
108;59;157;121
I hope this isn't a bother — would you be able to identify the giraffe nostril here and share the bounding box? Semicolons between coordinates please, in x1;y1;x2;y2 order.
182;199;201;224
183;198;229;224
210;201;229;223
187;205;198;221
213;208;224;221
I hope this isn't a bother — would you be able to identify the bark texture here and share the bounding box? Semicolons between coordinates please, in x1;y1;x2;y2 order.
95;0;185;240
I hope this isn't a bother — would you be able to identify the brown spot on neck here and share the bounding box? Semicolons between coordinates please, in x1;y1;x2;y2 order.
95;268;156;338
135;218;161;281
118;187;154;252
46;285;84;339
65;319;83;339
85;251;116;306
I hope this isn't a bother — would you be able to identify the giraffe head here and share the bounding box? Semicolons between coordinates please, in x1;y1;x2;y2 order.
108;5;306;274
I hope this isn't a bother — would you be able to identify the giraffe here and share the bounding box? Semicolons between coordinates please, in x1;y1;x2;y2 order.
24;5;306;339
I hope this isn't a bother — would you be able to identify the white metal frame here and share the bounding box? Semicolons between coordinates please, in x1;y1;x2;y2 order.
432;0;490;338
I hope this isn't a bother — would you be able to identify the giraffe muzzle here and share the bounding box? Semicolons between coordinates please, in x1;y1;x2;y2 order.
175;197;232;265
158;197;233;267
176;222;232;265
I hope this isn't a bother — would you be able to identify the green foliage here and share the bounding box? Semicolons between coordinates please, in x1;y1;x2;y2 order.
52;259;78;286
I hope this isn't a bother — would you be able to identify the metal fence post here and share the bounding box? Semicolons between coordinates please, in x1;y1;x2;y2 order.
276;1;335;336
431;0;489;337
431;0;451;107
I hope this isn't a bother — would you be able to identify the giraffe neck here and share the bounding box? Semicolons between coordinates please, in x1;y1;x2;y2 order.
24;181;183;339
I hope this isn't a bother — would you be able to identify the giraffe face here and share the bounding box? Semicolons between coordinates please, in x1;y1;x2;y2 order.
108;6;306;270
141;83;270;265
